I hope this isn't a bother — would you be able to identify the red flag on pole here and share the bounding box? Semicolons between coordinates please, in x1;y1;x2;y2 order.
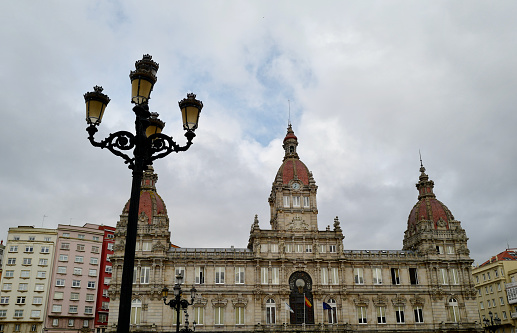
305;296;312;307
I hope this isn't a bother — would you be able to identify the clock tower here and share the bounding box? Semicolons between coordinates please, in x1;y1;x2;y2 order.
268;124;318;231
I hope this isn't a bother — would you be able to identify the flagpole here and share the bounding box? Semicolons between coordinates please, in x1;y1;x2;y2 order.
303;292;306;325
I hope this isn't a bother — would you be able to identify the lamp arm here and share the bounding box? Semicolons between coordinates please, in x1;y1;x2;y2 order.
87;126;136;168
146;131;196;164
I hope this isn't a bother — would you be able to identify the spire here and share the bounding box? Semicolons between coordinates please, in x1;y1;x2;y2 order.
141;166;158;190
283;124;299;160
416;161;435;200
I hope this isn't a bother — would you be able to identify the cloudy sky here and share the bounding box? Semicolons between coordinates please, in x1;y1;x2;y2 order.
1;1;516;265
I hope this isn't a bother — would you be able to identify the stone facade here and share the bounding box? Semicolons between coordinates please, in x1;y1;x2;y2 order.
107;126;482;332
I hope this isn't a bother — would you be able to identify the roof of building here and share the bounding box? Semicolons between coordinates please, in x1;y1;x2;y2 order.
275;125;311;185
477;249;517;268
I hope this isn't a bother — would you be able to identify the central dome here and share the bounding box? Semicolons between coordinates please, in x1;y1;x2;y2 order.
275;125;311;185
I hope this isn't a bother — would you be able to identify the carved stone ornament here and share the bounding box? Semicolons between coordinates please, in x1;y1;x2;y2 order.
391;295;407;306
409;295;425;306
287;215;309;231
373;295;388;306
232;294;248;308
353;295;369;307
152;242;166;251
138;211;148;224
431;287;445;300
437;218;447;228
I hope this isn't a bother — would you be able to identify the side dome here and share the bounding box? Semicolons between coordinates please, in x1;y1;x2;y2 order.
122;166;167;224
275;124;311;185
407;164;454;236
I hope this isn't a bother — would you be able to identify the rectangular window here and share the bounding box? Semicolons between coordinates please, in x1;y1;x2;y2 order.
283;196;290;207
87;281;96;288
270;244;278;253
480;301;484;310
373;268;382;285
140;267;150;284
74;267;83;275
487;272;491;280
391;268;401;285
354;268;364;284
52;319;59;327
235;267;245;284
329;245;336;253
59;254;68;262
54;292;64;300
36;271;46;278
70;293;80;300
195;267;204;284
25;245;34;253
7;258;15;265
85;306;93;314
52;305;62;313
500;297;505;305
21;270;30;278
77;244;85;251
303;196;310;208
292;196;301;207
57;266;67;274
215;307;224;325
68;319;74;327
104;277;111;285
295;244;303;253
4;270;14;278
103;289;109;297
34;284;44;291
101;301;109;310
89;269;97;277
330;268;339;285
14;310;23;318
321;267;328;285
377;306;386;324
436;245;444;254
358;306;367;324
235;307;245;325
16;296;26;304
23;258;32;265
91;246;100;253
414;306;424;323
107;243;114;251
78;234;85;239
0;310;6;318
215;267;225;284
72;280;81;287
450;268;460;285
175;267;185;284
61;243;70;250
2;283;12;291
439;268;449;285
286;244;292;253
395;306;405;323
41;246;50;253
106;266;113;273
261;267;269;284
446;245;455;254
99;314;108;322
194;307;204;325
272;267;280;284
9;246;18;252
18;283;28;291
409;268;419;285
90;257;98;265
0;297;8;304
490;285;494;293
320;245;326;253
75;256;84;263
31;310;40;318
306;245;312;253
69;305;78;313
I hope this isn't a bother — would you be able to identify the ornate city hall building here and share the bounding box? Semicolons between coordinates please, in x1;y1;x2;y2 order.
107;126;482;332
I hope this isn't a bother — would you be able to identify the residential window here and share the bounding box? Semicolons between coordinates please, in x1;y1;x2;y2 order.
69;305;78;313
495;269;499;277
261;267;269;284
29;236;35;241
409;268;419;285
295;244;303;253
59;254;68;262
104;277;111;285
106;266;113;273
14;310;23;318
373;268;382;284
270;244;278;253
77;244;85;251
68;319;74;327
99;314;108;322
391;268;401;285
358;306;367;324
78;234;85;239
439;268;449;285
320;245;326;253
175;267;185;284
34;284;44;291
39;259;48;266
272;267;280;284
21;270;30;278
86;294;95;301
321;268;328;285
57;266;67;274
0;297;8;304
44;237;51;241
16;296;26;304
25;245;34;253
85;306;93;314
480;301;484;310
215;307;224;325
354;268;364;284
283;196;290;207
490;285;494;293
0;310;6;317
89;269;97;277
235;307;245;325
103;289;109;297
61;243;70;250
75;256;84;263
93;236;100;241
286;244;293;253
52;319;59;327
39;246;50;253
83;320;89;328
9;246;18;252
91;246;99;253
32;296;42;304
101;302;109;310
2;283;12;291
107;243;114;251
74;267;83;275
52;305;62;313
87;281;96;288
90;257;98;265
266;299;276;324
194;307;204;325
448;298;460;322
54;292;64;300
14;324;20;332
131;299;142;325
215;267;225;284
500;297;505;305
235;267;245;284
72;280;81;287
503;311;507;319
487;272;491;280
23;258;32;265
395;306;405;323
414;306;424;323
195;267;204;284
305;244;312;253
377;306;386;324
18;283;28;291
498;283;502;291
31;310;40;318
7;258;15;265
140;267;150;284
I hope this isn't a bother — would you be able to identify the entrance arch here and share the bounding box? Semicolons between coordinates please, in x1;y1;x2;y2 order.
288;271;314;324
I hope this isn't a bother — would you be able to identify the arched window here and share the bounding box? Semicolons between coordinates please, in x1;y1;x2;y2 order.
448;298;460;322
327;299;337;324
266;299;276;324
130;299;141;325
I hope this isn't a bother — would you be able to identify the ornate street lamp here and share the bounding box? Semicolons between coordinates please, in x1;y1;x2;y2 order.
483;311;502;333
84;54;203;333
162;274;197;332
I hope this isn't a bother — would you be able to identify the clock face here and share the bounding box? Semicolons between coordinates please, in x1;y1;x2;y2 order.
291;182;300;190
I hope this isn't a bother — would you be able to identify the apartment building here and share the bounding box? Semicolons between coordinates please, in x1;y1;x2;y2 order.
94;226;115;333
0;227;58;333
473;249;517;332
44;224;104;333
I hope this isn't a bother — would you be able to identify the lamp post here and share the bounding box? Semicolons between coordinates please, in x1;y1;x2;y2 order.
84;54;203;333
483;311;502;333
162;274;197;332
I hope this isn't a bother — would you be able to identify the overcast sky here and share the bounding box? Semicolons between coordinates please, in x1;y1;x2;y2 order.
1;1;516;265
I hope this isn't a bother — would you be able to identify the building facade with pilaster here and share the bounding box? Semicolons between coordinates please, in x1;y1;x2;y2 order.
107;126;482;333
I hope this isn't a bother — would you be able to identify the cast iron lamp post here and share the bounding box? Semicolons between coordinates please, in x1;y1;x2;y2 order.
83;54;203;333
162;274;197;332
483;311;502;333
